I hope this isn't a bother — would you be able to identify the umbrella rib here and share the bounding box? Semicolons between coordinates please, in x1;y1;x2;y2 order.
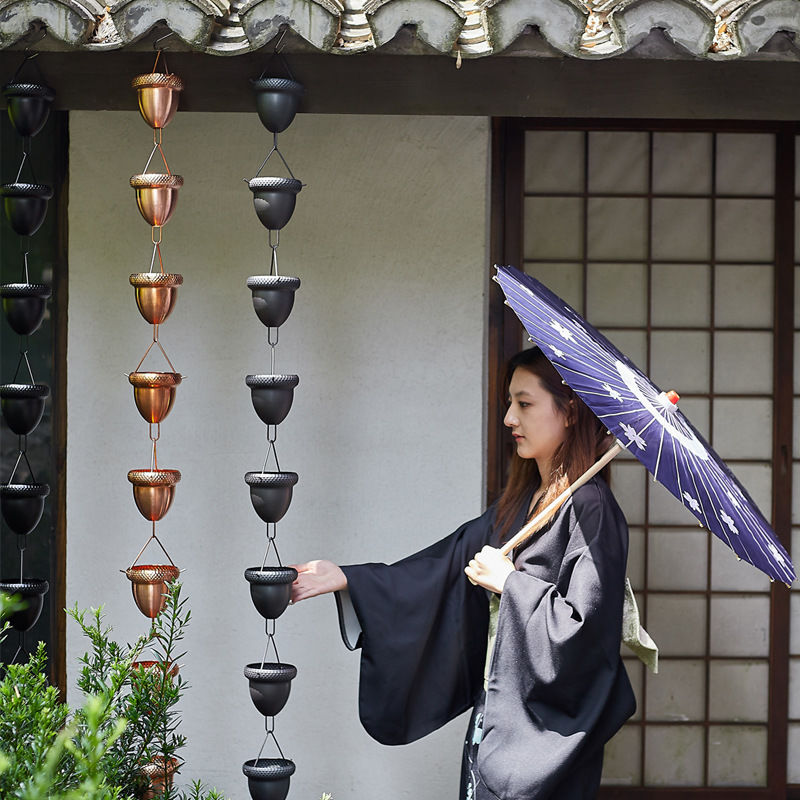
554;360;625;386
653;425;666;482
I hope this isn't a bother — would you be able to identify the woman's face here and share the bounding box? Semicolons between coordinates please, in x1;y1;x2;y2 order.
504;367;569;465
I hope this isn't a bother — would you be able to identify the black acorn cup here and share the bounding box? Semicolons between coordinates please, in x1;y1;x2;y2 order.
1;383;49;435
252;78;304;134
3;83;55;138
1;283;51;335
246;375;299;426
0;578;49;632
1;183;53;236
0;483;49;536
244;662;297;717
245;567;298;620
248;178;302;231
246;276;300;328
245;472;298;524
242;758;295;800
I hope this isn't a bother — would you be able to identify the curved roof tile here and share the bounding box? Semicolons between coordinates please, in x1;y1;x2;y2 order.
0;0;796;58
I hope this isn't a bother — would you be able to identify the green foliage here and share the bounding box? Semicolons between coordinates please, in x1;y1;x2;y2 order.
0;587;228;800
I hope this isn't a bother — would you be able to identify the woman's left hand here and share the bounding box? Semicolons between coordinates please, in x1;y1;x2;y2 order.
465;546;516;594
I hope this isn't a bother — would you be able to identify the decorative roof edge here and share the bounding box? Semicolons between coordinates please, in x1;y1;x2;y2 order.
0;0;797;59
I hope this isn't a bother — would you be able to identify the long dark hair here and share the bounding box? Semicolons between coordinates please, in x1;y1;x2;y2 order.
495;347;614;542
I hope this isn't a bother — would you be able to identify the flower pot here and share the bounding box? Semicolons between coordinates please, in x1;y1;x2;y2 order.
244;662;297;717
245;472;297;523
130;273;183;325
0;578;49;632
1;283;51;335
0;383;49;435
128;372;181;423
251;77;304;133
248;177;301;231
246;374;298;426
1;183;53;236
131;659;180;680
127;469;181;521
137;755;179;800
242;758;295;800
246;275;300;328
244;567;297;620
3;82;54;138
125;564;180;618
132;73;183;129
0;483;49;536
130;174;183;227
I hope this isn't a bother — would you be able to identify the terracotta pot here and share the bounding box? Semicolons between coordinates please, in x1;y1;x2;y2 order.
0;483;49;536
251;77;304;133
0;383;49;435
242;758;295;800
246;275;300;329
127;469;181;521
248;177;301;231
0;578;49;632
0;283;51;335
1;183;52;236
131;660;180;680
246;374;298;426
132;73;183;129
128;372;181;424
3;82;54;138
245;472;297;523
130;273;183;325
137;755;179;800
244;567;297;620
125;564;180;618
130;174;183;227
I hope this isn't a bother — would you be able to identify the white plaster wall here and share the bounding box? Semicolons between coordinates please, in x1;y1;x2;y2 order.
66;111;489;799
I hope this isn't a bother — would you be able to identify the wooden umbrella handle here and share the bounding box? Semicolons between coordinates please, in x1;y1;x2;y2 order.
499;441;624;557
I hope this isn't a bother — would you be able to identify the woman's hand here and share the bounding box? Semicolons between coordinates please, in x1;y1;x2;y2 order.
290;560;347;603
465;546;515;594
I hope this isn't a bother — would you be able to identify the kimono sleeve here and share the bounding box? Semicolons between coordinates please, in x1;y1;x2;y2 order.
476;482;635;800
337;508;495;746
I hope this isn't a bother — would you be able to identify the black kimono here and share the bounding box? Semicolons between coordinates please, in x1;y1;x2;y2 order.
336;477;636;799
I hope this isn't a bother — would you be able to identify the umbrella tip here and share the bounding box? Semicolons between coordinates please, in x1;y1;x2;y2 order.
666;390;680;405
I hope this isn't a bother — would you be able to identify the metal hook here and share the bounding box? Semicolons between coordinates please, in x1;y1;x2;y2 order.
274;26;288;54
153;31;174;52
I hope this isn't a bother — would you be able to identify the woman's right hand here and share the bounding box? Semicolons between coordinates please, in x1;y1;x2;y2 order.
290;560;347;603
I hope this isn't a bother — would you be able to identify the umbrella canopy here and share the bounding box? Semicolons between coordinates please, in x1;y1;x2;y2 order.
494;264;795;586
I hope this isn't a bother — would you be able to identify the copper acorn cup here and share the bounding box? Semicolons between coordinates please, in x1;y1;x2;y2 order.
125;564;180;618
128;469;181;521
130;273;183;325
131;174;183;227
128;372;181;423
132;73;184;129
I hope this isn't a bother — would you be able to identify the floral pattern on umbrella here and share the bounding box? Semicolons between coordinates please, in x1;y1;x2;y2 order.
495;264;794;585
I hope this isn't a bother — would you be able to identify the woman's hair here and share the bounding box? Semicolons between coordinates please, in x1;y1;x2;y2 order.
495;347;614;543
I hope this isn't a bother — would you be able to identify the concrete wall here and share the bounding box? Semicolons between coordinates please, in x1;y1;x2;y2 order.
66;111;490;799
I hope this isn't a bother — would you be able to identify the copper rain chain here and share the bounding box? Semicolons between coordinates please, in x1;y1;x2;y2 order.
125;50;185;795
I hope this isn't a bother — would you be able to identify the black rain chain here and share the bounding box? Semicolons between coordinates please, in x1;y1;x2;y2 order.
242;35;304;800
0;52;55;664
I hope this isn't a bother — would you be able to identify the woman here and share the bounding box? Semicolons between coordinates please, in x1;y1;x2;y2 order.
291;347;635;799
